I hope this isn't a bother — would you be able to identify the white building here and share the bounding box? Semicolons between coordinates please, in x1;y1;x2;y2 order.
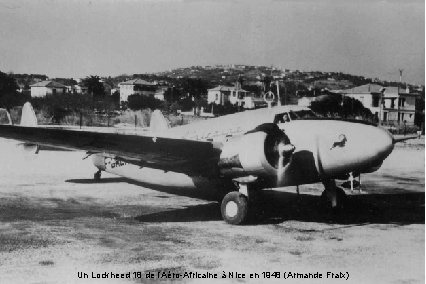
340;84;418;125
154;86;168;101
67;84;88;95
118;79;158;102
298;96;317;107
207;85;249;106
243;96;268;109
30;80;67;97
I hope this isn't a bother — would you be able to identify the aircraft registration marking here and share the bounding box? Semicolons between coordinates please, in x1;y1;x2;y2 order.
105;157;128;169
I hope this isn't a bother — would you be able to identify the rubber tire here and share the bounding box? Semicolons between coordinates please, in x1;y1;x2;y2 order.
221;191;249;225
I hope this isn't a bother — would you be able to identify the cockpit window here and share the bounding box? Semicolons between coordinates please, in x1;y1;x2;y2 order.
288;112;298;120
290;110;318;120
274;112;291;123
274;110;318;123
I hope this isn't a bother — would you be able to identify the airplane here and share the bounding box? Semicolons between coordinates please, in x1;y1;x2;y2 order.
0;101;410;225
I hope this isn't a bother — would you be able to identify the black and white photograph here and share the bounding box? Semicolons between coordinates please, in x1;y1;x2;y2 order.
0;0;424;283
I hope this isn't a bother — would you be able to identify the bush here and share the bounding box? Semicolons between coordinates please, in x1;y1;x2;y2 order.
169;102;182;114
209;102;239;116
127;94;163;110
115;109;152;127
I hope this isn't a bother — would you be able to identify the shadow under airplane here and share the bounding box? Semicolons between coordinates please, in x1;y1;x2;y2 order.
67;177;424;226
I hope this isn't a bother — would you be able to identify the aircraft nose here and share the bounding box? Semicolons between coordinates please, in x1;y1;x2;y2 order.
317;123;395;177
370;127;394;163
353;126;394;171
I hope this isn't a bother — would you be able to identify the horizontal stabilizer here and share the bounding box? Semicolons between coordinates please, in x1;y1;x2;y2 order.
0;108;12;125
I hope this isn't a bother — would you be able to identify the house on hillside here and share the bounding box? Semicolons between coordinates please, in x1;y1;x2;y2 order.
118;79;158;102
339;84;419;125
381;86;418;125
207;85;249;106
298;96;317;107
30;80;67;97
67;84;88;95
154;86;168;101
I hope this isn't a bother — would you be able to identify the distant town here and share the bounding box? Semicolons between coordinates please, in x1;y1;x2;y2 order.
0;64;424;133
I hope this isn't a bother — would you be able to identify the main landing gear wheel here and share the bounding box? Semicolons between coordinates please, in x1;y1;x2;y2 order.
94;170;102;181
221;191;249;225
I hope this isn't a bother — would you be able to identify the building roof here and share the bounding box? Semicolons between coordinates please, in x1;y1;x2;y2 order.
341;84;384;94
340;84;416;96
208;85;248;92
383;86;409;95
30;80;67;88
119;79;157;86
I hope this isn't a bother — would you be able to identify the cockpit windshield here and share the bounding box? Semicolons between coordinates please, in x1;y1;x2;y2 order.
274;110;317;123
290;110;318;120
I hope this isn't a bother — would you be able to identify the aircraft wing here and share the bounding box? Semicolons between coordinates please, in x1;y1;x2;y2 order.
0;125;222;176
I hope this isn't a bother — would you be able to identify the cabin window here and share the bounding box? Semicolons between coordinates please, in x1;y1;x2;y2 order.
291;110;317;119
274;110;317;123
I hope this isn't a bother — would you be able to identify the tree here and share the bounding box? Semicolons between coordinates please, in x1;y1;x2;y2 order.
0;71;28;111
176;78;209;100
310;94;374;123
31;93;94;124
110;90;120;108
414;90;425;129
127;94;162;110
82;76;105;100
261;75;273;92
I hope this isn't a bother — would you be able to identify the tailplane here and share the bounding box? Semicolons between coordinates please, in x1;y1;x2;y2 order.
20;102;38;127
0;108;12;125
150;109;170;134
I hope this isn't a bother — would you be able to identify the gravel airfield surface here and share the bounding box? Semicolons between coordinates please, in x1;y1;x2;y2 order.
0;137;424;284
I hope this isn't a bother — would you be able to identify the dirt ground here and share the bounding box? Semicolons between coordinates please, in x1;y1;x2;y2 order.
0;137;424;284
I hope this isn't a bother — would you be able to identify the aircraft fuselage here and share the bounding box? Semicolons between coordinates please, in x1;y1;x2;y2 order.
92;119;394;191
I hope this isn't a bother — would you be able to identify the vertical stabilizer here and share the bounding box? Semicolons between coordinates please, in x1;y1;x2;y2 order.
150;109;170;134
0;108;12;125
20;102;38;127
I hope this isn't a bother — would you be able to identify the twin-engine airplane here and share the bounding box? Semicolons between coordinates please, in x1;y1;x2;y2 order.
0;102;403;224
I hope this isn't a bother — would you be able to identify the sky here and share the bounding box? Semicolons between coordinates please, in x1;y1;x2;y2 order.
0;0;424;84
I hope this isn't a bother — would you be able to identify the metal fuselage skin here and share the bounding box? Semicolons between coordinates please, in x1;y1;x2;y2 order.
278;120;394;186
92;118;394;191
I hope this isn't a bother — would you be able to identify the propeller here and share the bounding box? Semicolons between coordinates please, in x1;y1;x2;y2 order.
276;141;295;186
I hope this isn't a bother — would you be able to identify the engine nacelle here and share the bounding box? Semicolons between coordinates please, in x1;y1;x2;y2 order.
218;124;294;178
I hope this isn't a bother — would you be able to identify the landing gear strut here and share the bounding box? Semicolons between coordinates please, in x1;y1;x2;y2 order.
321;179;346;212
94;170;102;181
